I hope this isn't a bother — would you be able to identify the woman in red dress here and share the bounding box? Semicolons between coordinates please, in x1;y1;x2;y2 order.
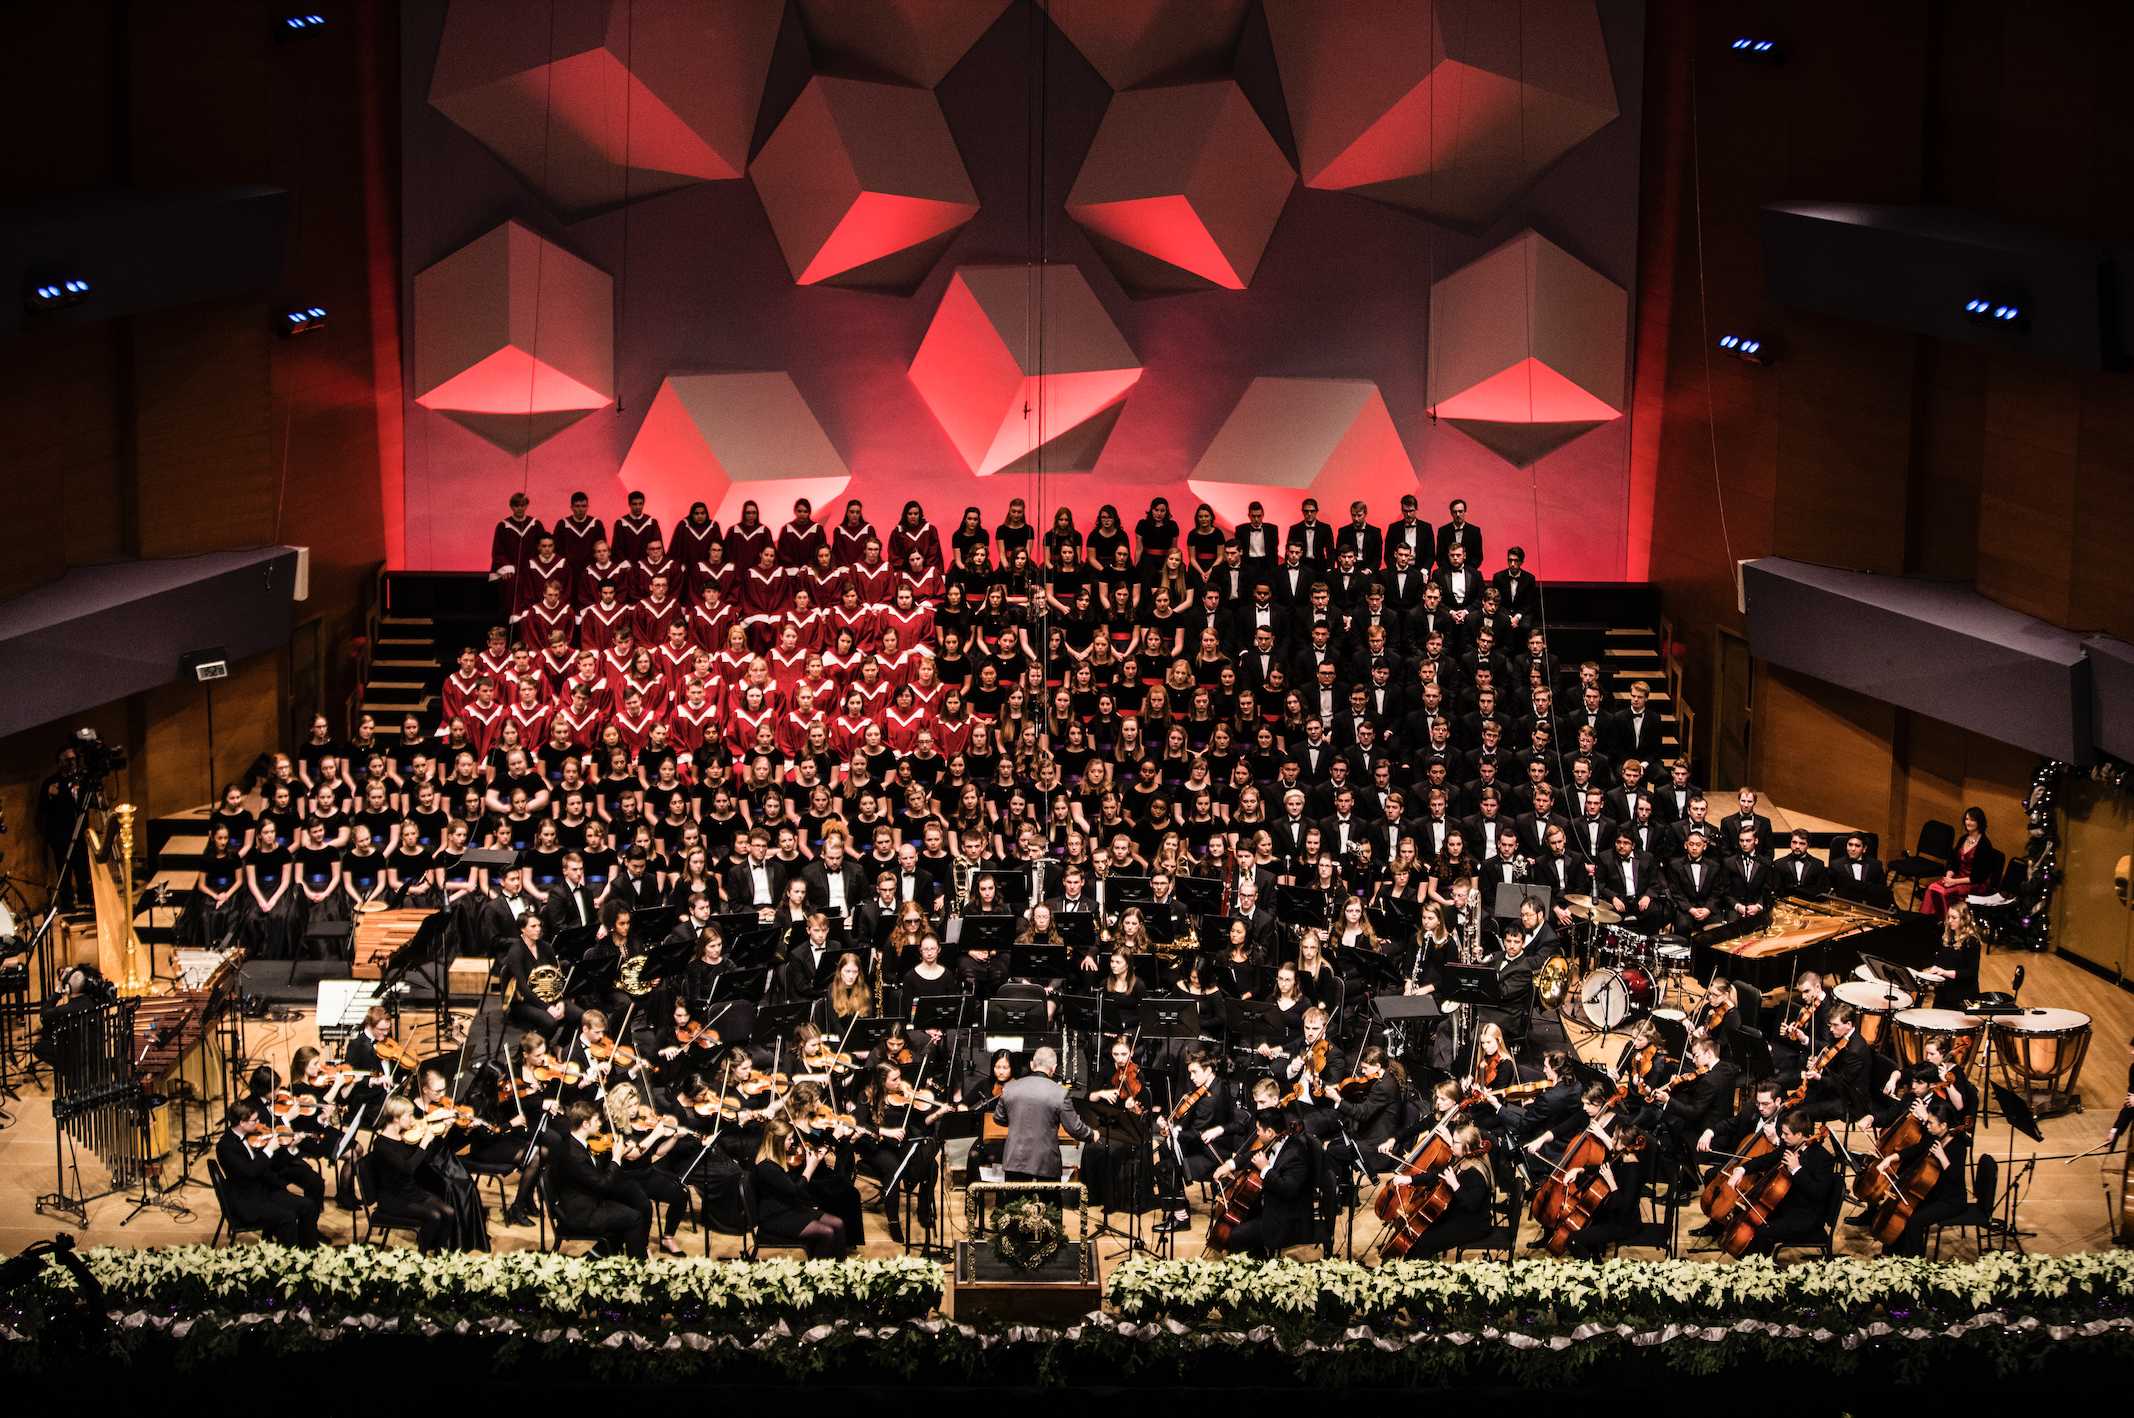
1920;806;2003;918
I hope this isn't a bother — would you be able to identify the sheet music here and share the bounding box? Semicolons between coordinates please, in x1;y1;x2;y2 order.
315;980;383;1043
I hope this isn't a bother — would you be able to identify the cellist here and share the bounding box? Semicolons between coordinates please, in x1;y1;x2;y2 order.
1726;1109;1836;1256
1557;1124;1651;1259
1379;1120;1495;1258
1688;1079;1783;1240
1873;1096;1968;1257
1206;1105;1312;1258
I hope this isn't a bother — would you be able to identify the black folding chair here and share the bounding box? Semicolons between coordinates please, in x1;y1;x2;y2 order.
1887;820;1957;910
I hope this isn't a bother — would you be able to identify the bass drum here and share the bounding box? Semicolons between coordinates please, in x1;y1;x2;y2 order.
1574;967;1654;1030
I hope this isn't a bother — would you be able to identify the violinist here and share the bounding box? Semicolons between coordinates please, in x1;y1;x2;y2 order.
1080;1035;1147;1209
602;1082;696;1256
959;1048;1021;1177
1642;1035;1738;1157
1796;1001;1876;1129
408;1068;496;1249
215;1101;323;1247
1728;1110;1837;1255
752;1119;852;1257
288;1044;356;1127
1380;1120;1495;1257
1771;969;1831;1078
497;1030;572;1227
371;1096;470;1252
1499;1047;1578;1143
341;1005;406;1119
1086;1033;1147;1113
1153;1050;1235;1234
654;995;723;1092
1279;1007;1346;1131
241;1065;332;1202
1206;1105;1311;1258
1334;1044;1405;1172
1691;976;1743;1053
551;1101;653;1258
859;1059;942;1243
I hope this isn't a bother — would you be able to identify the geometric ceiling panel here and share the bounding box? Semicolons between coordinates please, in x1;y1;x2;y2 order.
751;76;980;288
617;372;850;529
1067;80;1294;294
1427;228;1626;467
1041;0;1253;91
1264;0;1617;227
908;264;1142;476
429;0;783;216
1188;377;1416;527
795;0;1012;87
413;220;613;451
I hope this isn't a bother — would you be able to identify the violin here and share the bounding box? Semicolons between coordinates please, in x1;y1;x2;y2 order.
1162;1082;1209;1131
586;1132;615;1155
1112;1059;1143;1109
533;1062;585;1085
373;1037;422;1069
586;1037;642;1070
1780;1036;1845;1109
673;1019;723;1050
882;1033;916;1066
419;1103;489;1131
1336;1072;1379;1100
685;1094;744;1123
738;1071;790;1097
268;1089;321;1120
800;1042;855;1073
883;1086;946;1110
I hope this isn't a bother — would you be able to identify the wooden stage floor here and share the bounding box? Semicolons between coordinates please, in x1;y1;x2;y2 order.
1;945;2126;1263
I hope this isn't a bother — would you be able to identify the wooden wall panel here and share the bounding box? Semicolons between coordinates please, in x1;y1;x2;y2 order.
1751;664;1900;840
138;651;283;826
130;301;279;556
1770;316;1917;574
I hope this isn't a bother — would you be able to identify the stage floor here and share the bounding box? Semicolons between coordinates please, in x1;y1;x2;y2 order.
1;945;2125;1262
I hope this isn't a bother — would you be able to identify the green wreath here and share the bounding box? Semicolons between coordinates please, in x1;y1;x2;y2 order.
992;1199;1066;1271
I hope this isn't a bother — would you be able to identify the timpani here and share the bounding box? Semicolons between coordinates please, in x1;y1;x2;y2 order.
1833;979;1911;1053
1990;1007;2092;1118
1891;1007;1985;1072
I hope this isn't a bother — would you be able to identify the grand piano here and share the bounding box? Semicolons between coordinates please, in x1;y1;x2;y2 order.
1693;895;1938;992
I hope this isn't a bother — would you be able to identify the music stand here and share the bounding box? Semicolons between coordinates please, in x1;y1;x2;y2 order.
983;996;1049;1052
1373;994;1449;1023
376;910;456;1045
1172;876;1223;916
1986;1080;2043;1251
1858;952;1920;1012
948;914;1017;950
912;996;970;1036
1275;885;1328;927
1225;998;1288;1056
749;1002;812;1049
1440;964;1504;1010
1135;998;1202;1045
1057;992;1112;1043
1008;944;1071;981
1081;1095;1153;1256
1103;874;1155;910
1053;913;1099;948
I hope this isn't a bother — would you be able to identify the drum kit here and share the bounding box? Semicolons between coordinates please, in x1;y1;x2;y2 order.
1558;894;1697;1033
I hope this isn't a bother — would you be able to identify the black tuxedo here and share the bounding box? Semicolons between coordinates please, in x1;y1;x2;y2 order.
540;882;597;938
724;858;785;912
1726;853;1775;914
1717;812;1775;855
1431;565;1483;611
1286;519;1333;565
1222;1131;1316;1256
1653;784;1700;824
1596;850;1662;929
1662;819;1724;861
477;891;535;951
1434;520;1483;570
801;857;867;913
1607;709;1663;766
1568;813;1617;864
215;1130;323;1245
1490;567;1539;624
1382;518;1433;570
1667;856;1726;932
551;1133;651;1256
1827;854;1889;905
1774;851;1830;898
1334;522;1383;569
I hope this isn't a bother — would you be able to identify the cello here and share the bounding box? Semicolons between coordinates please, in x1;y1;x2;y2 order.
1204;1116;1293;1252
1716;1124;1826;1257
1699;1124;1778;1223
1379;1134;1493;1259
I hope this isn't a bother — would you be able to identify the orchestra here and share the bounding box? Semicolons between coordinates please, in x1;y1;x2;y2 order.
105;487;2106;1267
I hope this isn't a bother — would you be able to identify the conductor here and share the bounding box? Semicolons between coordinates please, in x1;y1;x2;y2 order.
991;1046;1092;1181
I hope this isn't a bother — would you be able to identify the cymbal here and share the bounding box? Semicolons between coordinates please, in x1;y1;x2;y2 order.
1562;894;1597;909
1566;899;1622;924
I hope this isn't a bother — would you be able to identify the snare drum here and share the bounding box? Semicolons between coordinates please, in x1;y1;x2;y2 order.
1891;1008;1985;1072
1990;1007;2092;1117
1654;935;1694;972
1574;967;1655;1030
1834;979;1912;1052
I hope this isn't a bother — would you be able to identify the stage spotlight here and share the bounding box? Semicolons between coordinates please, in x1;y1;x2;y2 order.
1729;37;1781;62
282;14;327;33
282;305;328;335
1964;295;2025;329
1718;333;1772;365
25;277;92;312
